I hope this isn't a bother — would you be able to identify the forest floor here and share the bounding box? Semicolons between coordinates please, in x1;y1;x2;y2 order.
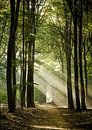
0;103;92;130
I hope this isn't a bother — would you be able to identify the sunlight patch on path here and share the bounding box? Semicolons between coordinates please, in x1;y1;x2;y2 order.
32;125;63;129
32;125;86;130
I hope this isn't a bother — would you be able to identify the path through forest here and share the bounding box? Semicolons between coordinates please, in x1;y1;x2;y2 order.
1;106;92;130
1;63;92;130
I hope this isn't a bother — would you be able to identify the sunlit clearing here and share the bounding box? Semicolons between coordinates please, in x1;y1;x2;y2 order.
46;91;52;103
34;63;68;108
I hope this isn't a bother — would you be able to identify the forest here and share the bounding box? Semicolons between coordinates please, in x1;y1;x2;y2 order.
0;0;92;129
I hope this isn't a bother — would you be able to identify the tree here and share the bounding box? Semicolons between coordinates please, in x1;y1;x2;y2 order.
7;0;21;112
73;0;81;110
21;0;26;109
83;37;88;96
65;4;74;109
78;0;86;110
27;0;36;107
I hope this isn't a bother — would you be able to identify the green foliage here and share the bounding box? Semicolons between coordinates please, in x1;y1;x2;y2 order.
0;64;6;83
35;87;46;103
0;91;7;104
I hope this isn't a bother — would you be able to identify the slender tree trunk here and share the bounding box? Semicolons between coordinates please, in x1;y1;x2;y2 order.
26;0;31;108
20;66;23;107
21;0;26;109
27;0;36;107
73;0;81;110
27;44;34;107
65;3;74;109
30;0;36;107
19;51;23;108
79;1;86;110
67;33;74;109
68;16;74;109
12;41;16;109
67;53;74;109
7;36;14;112
83;38;88;96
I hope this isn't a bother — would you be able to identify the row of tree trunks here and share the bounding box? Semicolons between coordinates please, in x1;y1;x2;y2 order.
19;0;37;109
57;0;87;110
20;0;36;109
7;0;36;111
6;0;87;112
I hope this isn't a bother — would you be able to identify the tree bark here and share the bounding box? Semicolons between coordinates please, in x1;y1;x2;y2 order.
7;0;15;112
7;0;21;112
12;41;16;109
27;0;36;107
64;2;74;109
73;0;81;110
21;0;26;109
83;39;88;96
78;1;86;110
66;26;74;109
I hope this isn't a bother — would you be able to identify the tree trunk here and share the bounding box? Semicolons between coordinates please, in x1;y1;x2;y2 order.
67;17;74;109
7;0;21;112
20;59;23;108
78;1;86;110
7;0;15;112
65;3;74;109
21;0;26;109
27;0;36;107
12;41;16;109
83;39;88;96
73;0;81;110
7;36;14;112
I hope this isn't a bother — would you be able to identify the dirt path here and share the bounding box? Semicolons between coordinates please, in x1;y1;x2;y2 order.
0;106;92;130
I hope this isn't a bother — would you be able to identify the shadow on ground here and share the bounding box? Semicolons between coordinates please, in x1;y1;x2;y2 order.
0;104;92;130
